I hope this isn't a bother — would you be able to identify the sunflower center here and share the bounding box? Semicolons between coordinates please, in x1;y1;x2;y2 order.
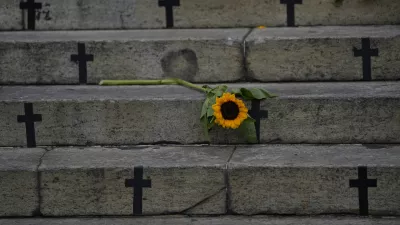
221;101;239;120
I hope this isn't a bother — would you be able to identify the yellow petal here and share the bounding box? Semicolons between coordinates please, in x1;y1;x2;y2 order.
212;105;220;111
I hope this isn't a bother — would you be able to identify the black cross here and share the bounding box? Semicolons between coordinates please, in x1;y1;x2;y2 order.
17;103;42;148
20;0;42;30
125;166;152;215
159;0;180;28
280;0;302;27
353;38;379;81
248;100;268;143
70;43;94;84
349;166;377;216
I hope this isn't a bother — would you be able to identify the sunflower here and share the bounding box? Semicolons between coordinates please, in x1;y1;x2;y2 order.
212;93;248;129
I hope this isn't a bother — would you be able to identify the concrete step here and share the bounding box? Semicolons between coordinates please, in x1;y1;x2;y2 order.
1;26;399;84
2;0;400;30
0;82;399;146
1;216;400;225
1;145;399;217
1;82;400;146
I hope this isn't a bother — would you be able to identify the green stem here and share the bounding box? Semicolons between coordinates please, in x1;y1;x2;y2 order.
99;78;207;93
99;79;176;85
171;78;207;93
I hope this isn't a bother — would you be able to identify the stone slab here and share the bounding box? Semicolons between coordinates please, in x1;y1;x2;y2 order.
0;82;399;146
3;0;400;30
0;148;45;217
246;26;400;81
39;146;233;216
0;216;399;225
0;29;247;84
229;144;400;215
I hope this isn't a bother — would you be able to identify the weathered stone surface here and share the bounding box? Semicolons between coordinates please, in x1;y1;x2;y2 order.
246;26;400;81
1;216;400;225
0;148;45;217
32;0;143;30
287;0;400;26
39;146;232;216
0;82;399;146
0;29;246;84
2;0;400;30
229;144;400;215
0;0;22;30
3;26;400;84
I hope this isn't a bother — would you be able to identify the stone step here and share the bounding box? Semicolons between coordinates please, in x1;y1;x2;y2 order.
1;82;400;146
0;148;45;217
0;29;248;84
1;216;400;225
1;145;399;217
245;26;400;82
1;26;399;84
2;0;400;30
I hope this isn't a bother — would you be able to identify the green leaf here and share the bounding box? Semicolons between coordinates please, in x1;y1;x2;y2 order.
247;88;268;99
239;88;255;100
202;85;212;89
207;95;216;118
260;89;278;98
201;116;210;142
207;116;216;129
211;85;228;97
238;118;258;144
219;85;228;93
246;114;256;123
214;84;227;91
214;90;223;97
231;88;241;96
235;88;277;100
200;97;210;119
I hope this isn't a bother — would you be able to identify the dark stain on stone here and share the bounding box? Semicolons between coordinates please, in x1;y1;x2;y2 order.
117;146;148;150
161;49;199;81
362;144;388;149
87;169;105;179
267;138;283;144
115;169;129;179
52;177;59;183
31;207;42;216
334;0;344;7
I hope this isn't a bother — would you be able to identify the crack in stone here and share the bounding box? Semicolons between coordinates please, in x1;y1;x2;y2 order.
179;186;226;214
227;146;237;164
241;28;255;82
33;148;49;216
225;146;237;214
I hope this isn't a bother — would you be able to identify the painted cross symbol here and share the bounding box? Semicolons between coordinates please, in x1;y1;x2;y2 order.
20;0;42;30
125;166;152;215
17;103;42;148
349;166;377;216
280;0;302;27
159;0;180;28
70;43;94;84
248;100;268;143
353;38;379;81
